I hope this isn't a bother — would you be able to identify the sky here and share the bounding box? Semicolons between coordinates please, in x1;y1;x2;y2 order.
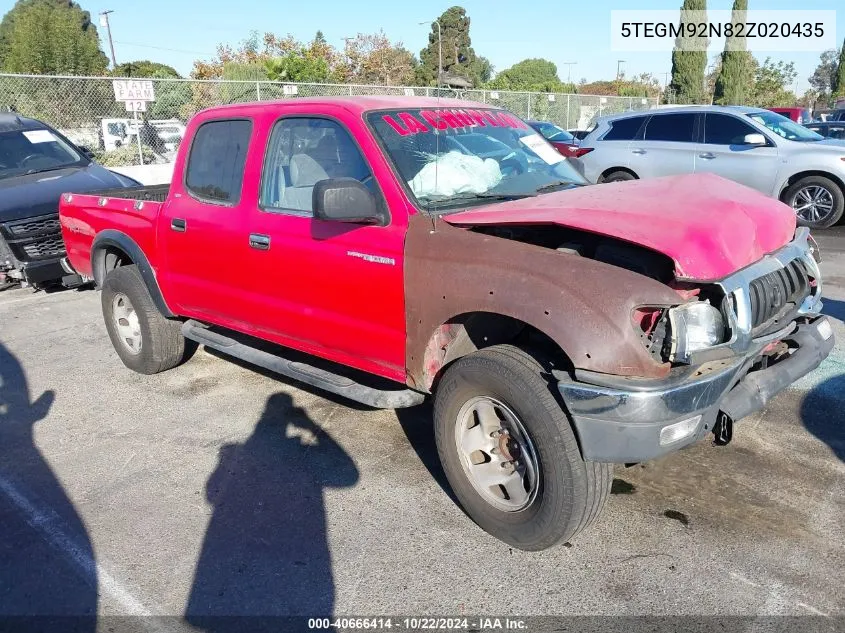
1;0;843;92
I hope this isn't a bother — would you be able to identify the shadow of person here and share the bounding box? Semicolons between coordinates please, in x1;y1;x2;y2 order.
185;392;359;633
800;372;845;464
821;297;845;322
0;342;98;630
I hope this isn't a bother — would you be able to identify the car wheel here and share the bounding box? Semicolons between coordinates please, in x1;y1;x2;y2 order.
101;265;194;374
783;176;845;229
433;344;612;551
601;170;635;183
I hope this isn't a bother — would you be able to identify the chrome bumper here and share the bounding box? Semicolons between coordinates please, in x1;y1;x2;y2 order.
557;316;834;463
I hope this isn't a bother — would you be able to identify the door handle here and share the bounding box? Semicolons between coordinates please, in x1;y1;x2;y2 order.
249;233;271;250
698;152;716;159
631;149;647;155
170;218;186;232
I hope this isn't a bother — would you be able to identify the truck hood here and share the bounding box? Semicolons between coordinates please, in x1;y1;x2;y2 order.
0;164;137;223
442;173;796;282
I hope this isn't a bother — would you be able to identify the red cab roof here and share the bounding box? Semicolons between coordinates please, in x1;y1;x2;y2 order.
201;96;492;117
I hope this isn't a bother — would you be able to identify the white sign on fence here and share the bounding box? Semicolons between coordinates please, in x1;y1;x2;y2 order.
283;84;298;96
124;100;147;112
112;79;156;102
403;88;415;96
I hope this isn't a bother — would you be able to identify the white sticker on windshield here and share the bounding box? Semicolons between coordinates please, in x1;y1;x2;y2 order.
519;133;564;165
23;130;56;144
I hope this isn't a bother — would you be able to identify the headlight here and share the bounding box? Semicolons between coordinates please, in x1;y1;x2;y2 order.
668;302;725;363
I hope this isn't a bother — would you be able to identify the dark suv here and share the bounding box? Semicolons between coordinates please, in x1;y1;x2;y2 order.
0;112;140;289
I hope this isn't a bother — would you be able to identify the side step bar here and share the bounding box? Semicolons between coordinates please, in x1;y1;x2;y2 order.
182;320;425;409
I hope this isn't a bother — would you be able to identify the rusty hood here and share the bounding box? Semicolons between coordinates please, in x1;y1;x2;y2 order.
442;173;797;282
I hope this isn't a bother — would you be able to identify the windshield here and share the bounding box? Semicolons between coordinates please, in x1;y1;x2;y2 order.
532;121;575;143
368;108;587;213
0;127;83;179
747;111;824;142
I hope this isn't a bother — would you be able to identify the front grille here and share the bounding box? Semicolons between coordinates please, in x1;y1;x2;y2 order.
6;216;61;237
21;235;65;259
748;259;810;329
0;213;66;262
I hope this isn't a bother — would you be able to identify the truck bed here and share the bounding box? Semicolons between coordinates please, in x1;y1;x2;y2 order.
60;185;167;280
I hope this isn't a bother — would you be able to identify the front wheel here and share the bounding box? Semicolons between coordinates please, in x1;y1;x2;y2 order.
600;170;635;183
783;175;845;229
433;345;612;551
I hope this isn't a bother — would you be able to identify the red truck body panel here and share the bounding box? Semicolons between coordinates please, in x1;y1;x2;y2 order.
60;96;799;387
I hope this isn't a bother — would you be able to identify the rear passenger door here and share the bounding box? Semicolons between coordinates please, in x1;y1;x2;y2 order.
629;112;698;179
582;115;645;182
695;113;779;195
160;118;255;326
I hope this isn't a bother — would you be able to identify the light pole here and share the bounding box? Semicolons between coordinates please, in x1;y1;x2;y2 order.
561;61;576;87
616;59;626;80
419;20;442;87
99;10;117;69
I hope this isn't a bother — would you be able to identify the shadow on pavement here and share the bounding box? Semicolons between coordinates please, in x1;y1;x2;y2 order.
185;392;359;632
395;403;458;506
801;372;845;464
0;341;98;629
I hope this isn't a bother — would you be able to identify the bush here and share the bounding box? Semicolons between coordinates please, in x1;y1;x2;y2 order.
94;144;157;167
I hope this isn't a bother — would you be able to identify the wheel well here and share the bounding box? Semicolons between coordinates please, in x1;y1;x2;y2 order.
93;245;134;286
421;312;573;391
779;170;845;200
599;167;638;182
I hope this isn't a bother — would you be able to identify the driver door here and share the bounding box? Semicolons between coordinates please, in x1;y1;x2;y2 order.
241;116;407;378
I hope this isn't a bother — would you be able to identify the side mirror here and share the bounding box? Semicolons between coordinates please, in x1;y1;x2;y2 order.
743;133;767;146
78;145;95;159
313;178;384;225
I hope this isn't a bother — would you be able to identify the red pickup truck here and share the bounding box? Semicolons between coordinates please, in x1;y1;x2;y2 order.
59;97;833;551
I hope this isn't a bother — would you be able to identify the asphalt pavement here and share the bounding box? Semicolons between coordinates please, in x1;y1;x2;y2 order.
0;227;843;629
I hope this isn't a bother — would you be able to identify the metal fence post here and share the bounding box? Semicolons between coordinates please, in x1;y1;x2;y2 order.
256;81;261;100
527;92;531;119
566;94;571;129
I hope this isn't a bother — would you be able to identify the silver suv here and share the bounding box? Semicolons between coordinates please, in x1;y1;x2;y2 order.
576;105;845;229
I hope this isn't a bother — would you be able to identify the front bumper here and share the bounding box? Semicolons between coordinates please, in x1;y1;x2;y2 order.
557;316;834;463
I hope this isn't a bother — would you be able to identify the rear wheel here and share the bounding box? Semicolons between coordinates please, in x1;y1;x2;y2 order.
433;345;612;551
101;265;194;374
783;175;844;229
601;170;636;183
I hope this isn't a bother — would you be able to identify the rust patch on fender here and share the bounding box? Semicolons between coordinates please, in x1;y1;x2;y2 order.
403;214;683;390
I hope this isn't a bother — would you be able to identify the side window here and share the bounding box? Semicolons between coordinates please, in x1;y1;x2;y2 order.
829;126;845;140
602;116;646;141
260;118;372;215
643;113;696;142
704;114;759;145
185;119;252;204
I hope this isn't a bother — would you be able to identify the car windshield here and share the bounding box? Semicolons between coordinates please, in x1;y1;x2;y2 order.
747;111;824;142
367;108;587;213
533;122;575;143
0;127;83;179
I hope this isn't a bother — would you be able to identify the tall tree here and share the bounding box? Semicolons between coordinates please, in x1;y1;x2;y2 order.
668;0;708;104
713;0;753;105
418;6;480;87
749;57;797;108
834;38;845;97
0;0;108;75
808;49;838;104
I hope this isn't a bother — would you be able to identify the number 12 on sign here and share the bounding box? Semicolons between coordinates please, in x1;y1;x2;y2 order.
125;100;147;112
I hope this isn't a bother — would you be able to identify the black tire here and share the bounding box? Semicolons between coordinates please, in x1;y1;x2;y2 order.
782;175;845;229
433;345;612;551
101;265;194;374
600;170;635;183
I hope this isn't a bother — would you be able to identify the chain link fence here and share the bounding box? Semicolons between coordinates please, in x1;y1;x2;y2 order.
0;73;658;166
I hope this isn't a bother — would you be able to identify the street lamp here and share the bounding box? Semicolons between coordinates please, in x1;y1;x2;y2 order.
419;20;442;87
616;59;626;80
561;61;577;86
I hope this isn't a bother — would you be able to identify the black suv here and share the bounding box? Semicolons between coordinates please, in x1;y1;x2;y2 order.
0;113;140;289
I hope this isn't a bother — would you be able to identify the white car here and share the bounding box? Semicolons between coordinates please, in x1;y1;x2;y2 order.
575;105;845;229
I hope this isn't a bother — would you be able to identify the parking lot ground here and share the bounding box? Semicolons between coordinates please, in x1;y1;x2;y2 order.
0;229;844;626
